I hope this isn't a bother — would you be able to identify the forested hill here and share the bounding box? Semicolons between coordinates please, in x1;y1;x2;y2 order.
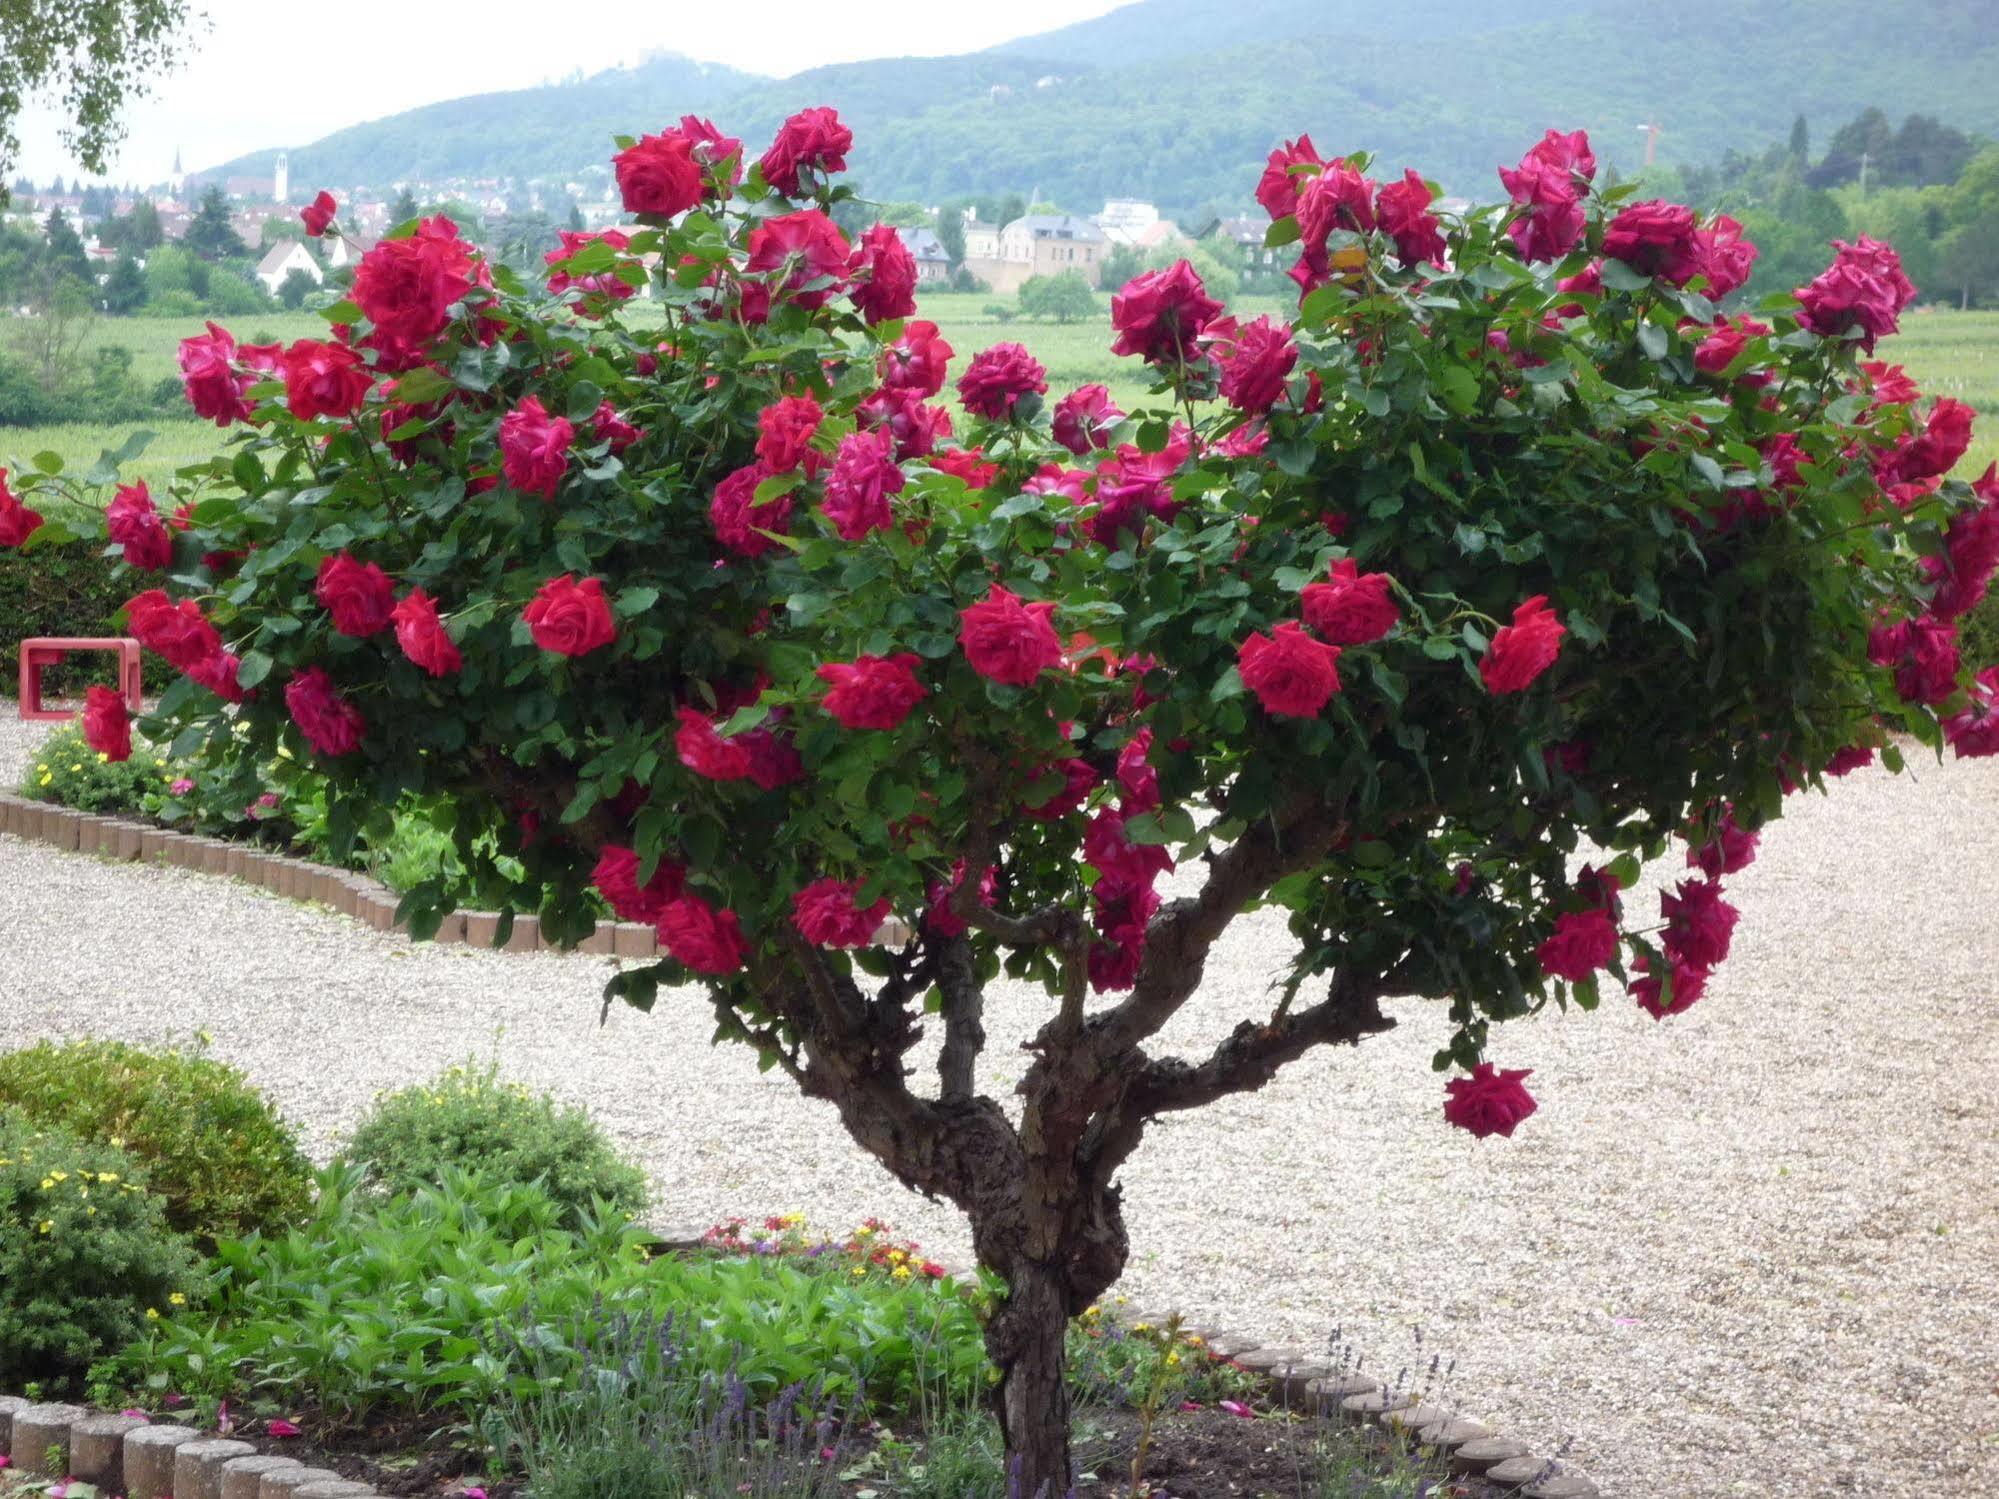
209;0;1999;217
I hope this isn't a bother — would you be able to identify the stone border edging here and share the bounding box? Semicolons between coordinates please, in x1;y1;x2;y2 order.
0;792;917;957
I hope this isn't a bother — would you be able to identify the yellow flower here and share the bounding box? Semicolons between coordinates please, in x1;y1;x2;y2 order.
38;1220;53;1234
169;1292;187;1306
98;1172;118;1184
38;773;52;787
891;1265;912;1280
97;752;109;764
146;1308;160;1320
49;1170;67;1182
1165;1352;1181;1367
69;762;82;772
40;1177;53;1190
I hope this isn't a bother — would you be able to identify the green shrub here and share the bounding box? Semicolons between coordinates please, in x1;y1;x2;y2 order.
117;1167;988;1426
20;721;166;812
345;1061;648;1226
1962;588;1999;669
0;1039;312;1242
0;543;175;697
0;1109;199;1391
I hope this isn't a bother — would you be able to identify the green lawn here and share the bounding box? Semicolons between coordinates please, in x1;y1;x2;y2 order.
5;298;1995;491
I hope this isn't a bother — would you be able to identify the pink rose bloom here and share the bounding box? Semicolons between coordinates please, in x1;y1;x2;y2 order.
1924;466;1999;619
1083;807;1174;888
756;395;824;473
1630;952;1708;1020
1603;200;1702;284
106;481;172;570
1205;315;1298;415
499;396;574;500
285;667;365;757
592;845;687;924
178;322;256;425
1301;558;1399;645
1115;726;1160;813
522;574;616;656
1256;135;1322;220
1661;878;1739;969
1239;621;1342;718
592;401;641;454
818;652;926;730
709;462;792;558
1051;384;1123;455
959;585;1061;686
315;552;395;637
956;342;1048;420
820;428;904;540
743;210;852;315
849;223;919;324
925;860;997;938
1686;805;1759;878
1942;666;1999;759
758;106;853;195
857;387;952;460
1693;316;1771;378
1479;596;1566;693
1796;237;1917;351
1110;260;1224;365
0;468;44;547
658;894;749;974
1375;168;1446;266
878;320;953;396
613;131;703;216
352;215;476;351
82;685;132;762
791;877;890;948
301;191;337;237
1499;133;1590;264
283;338;372;421
675;706;753;782
1537;907;1618;982
1296;160;1377;251
391;588;462;677
1691;214;1758;298
1442;1063;1538;1138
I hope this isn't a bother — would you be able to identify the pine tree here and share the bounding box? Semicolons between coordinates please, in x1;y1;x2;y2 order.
42;205;91;284
103;251;147;313
391;187;420;225
183;185;248;261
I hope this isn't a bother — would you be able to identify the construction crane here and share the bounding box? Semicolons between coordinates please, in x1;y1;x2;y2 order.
1638;120;1661;169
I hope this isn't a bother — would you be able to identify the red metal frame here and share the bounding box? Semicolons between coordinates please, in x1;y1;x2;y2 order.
17;637;144;722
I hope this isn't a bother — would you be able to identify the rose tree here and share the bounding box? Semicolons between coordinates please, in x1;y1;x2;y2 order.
8;112;1997;1492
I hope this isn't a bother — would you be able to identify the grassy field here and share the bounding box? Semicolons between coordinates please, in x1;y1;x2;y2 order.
4;297;1994;490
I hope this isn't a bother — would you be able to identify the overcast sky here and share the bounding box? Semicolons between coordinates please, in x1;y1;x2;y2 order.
14;0;1131;184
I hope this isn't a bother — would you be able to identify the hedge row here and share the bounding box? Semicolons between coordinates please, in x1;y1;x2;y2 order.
0;545;174;696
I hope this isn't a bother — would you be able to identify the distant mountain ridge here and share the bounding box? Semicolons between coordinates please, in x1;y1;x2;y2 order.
207;0;1999;218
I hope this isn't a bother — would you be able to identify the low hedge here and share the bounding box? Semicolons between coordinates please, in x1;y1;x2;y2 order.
0;543;174;696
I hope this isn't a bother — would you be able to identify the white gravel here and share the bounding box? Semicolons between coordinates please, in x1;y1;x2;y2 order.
1;712;1995;1497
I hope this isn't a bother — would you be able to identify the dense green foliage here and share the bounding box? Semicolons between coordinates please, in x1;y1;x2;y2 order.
0;531;178;692
0;1110;199;1390
20;720;163;810
345;1061;650;1227
118;1167;990;1424
204;0;1999;219
0;1039;313;1242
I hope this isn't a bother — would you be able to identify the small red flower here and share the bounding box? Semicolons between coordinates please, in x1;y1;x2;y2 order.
81;685;132;762
1238;621;1341;718
1442;1062;1538;1139
959;586;1061;686
300;191;338;237
1479;596;1566;694
817;653;926;730
523;574;616;656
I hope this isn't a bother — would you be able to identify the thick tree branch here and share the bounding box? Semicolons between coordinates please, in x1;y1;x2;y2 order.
935;933;985;1101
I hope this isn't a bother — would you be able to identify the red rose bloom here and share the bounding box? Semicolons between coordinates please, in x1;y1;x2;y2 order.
1205;315;1297;415
820;428;904;541
0;470;42;548
1083;807;1174;888
1882;397;1975;487
1693;316;1771;378
743;209;852;314
1024;757;1098;820
931;446;1001;489
285;666;365;757
1301;558;1399;644
959;585;1061;686
879;320;953;396
188;649;245;702
1256;134;1322;220
1602;200;1702;285
709;462;793;558
925;860;997;938
758;106;852;195
1942;666;1999;760
1630;951;1709;1020
818;652;926;730
1297;160;1378;254
756;394;823;472
1479;596;1566;694
1925;466;1999;619
1661;877;1739;970
1687;805;1760;878
499;395;575;500
1239;620;1342;717
523;574;616;656
658;893;749;974
791;877;890;948
956;342;1048;420
1889;615;1960;704
1691;214;1758;298
545;228;637;301
1051;384;1123;455
592;845;687;924
106;481;171;570
1376;168;1446;266
592;401;641;454
849;224;919;324
1537;907;1618;982
614;130;704;216
1442;1062;1538;1139
126;589;221;671
391;588;462;676
1498;138;1587;265
1115;727;1160;812
283;338;373;421
179;322;256;425
1859;361;1921;406
678;114;742;181
675;706;754;782
1110;260;1223;365
315;552;395;637
301;190;338;237
858;387;952;460
81;684;132;762
1797;237;1917;352
352;215;476;351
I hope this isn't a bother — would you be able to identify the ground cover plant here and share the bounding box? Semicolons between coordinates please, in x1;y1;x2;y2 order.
5;106;1997;1491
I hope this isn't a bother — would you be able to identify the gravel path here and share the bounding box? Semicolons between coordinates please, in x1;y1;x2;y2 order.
2;714;1995;1497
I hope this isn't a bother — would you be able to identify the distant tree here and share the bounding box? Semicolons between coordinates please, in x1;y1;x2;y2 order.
144;242;209;303
1018;270;1098;322
874;199;932;228
1885;115;1975;190
1811;107;1894;189
996;192;1027;228
184;186;248;262
276;266;318;309
1100;243;1145;289
4;273;94;385
1937;146;1999;308
1788;114;1810;163
565;201;585;233
102;251;147;313
49;174;65;196
0;0;198;198
260;217;304;247
79;184;115;217
935;208;966;266
0;222;42;306
128;198;163;249
828;193;873;239
485;209;556;270
390;187;421;224
42;205;91;284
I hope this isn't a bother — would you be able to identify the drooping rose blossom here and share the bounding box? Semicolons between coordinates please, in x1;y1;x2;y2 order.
285;667;365;757
657;893;748;974
1110;260;1224;365
1661;878;1738;969
818;653;926;730
1686;805;1759;878
1630;952;1709;1019
849;223;919;324
1051;384;1123;454
301;191;338;237
957;343;1048;420
792;877;890;948
1942;667;1999;759
315;553;395;637
106;481;171;570
1442;1063;1538;1138
820;428;904;540
523;574;616;656
1479;596;1566;693
959;585;1062;686
1238;621;1342;718
391;588;462;676
758;106;853;195
81;685;132;762
178;322;256;425
499;396;575;500
592;845;686;924
1537;907;1618;982
1301;558;1399;644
